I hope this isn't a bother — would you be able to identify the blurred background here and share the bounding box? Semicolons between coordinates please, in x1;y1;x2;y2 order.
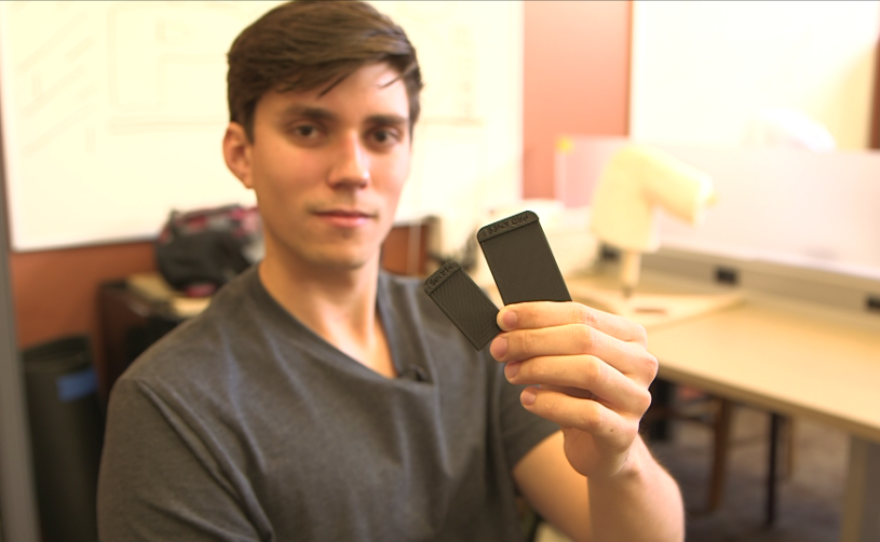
2;2;880;541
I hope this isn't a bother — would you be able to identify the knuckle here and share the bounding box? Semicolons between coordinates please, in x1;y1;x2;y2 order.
578;401;603;432
635;387;653;415
574;325;596;354
520;329;537;358
643;351;659;379
574;303;598;327
633;323;648;346
540;392;563;419
625;419;641;440
514;358;535;382
583;355;606;387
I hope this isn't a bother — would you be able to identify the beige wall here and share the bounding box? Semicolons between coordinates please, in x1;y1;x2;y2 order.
630;1;880;149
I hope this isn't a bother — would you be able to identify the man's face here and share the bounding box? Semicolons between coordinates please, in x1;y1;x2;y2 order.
226;63;411;272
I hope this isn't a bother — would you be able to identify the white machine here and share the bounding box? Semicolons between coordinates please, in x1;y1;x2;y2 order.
590;144;715;296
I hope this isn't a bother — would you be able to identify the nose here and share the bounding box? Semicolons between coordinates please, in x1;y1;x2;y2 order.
328;131;370;188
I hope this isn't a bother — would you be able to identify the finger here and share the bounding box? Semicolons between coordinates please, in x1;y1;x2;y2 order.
498;301;648;346
491;324;659;384
520;386;638;449
505;355;652;417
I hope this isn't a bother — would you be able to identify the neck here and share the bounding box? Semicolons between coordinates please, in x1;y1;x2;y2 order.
258;249;395;377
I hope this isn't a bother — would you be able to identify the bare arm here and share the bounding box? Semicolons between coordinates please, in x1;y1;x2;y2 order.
493;302;684;542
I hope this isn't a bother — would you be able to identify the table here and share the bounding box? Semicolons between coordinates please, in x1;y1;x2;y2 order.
645;296;880;542
566;265;880;542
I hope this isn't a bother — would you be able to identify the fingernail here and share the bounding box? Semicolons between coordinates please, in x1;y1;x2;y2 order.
505;361;520;379
491;336;508;359
521;387;537;406
501;310;518;330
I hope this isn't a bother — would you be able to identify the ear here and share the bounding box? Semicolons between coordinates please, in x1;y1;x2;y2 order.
223;122;254;189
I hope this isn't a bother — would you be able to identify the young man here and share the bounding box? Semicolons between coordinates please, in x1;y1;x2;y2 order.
97;2;684;541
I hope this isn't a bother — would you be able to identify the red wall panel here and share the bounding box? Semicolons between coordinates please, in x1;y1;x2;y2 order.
523;0;631;199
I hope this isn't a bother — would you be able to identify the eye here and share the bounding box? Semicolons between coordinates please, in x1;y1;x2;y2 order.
286;122;326;146
370;128;401;147
295;124;317;138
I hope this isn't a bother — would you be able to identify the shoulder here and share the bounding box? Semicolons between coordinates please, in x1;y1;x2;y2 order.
114;266;275;400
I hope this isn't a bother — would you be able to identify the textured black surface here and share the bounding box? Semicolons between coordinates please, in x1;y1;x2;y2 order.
424;261;501;350
478;211;571;305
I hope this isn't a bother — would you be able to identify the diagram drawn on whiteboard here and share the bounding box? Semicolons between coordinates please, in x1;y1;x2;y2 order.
0;1;522;253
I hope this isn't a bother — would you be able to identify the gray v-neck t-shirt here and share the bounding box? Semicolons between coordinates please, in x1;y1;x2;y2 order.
98;266;559;541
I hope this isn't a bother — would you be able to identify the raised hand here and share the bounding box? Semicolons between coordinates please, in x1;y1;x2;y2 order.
490;301;658;479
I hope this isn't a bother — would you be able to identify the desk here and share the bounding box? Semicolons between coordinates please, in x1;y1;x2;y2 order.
567;267;880;542
97;281;182;407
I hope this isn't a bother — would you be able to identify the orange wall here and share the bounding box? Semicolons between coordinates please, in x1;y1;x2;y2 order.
6;1;633;359
9;242;157;349
523;0;631;199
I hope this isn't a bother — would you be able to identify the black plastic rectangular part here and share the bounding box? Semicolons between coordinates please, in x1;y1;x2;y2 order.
423;261;501;350
477;211;571;304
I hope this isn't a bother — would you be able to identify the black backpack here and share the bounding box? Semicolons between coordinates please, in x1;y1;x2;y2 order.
155;204;263;296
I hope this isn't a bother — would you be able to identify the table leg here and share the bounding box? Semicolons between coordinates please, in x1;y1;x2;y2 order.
840;437;880;542
766;412;783;527
646;379;675;442
708;399;733;512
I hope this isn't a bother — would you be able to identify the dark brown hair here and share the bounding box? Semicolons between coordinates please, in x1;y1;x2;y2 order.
227;0;423;141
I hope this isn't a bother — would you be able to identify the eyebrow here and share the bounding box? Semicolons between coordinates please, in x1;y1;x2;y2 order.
365;113;408;127
278;105;337;122
278;105;408;127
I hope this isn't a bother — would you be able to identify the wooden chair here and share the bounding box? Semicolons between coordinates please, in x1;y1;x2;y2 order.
643;379;794;524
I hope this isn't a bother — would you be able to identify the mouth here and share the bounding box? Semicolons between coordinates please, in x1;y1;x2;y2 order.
313;208;377;228
314;208;377;218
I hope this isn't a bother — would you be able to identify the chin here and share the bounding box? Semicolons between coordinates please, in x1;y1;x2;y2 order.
307;247;377;272
271;231;383;273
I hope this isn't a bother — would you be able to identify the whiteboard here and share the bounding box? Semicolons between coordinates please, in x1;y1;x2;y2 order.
0;1;522;251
